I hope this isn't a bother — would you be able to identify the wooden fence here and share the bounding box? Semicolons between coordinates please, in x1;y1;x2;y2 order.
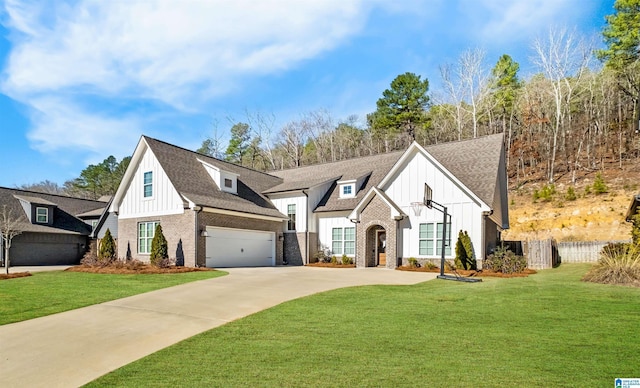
503;239;632;269
557;240;631;263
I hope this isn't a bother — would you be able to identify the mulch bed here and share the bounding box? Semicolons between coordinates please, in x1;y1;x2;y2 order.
66;265;214;275
0;272;33;280
306;262;356;268
397;265;537;278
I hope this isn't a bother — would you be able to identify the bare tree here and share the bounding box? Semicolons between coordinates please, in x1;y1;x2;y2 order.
1;205;23;274
458;48;493;138
531;27;591;183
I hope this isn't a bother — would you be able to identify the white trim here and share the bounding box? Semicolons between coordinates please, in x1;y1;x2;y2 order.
348;187;405;221
201;206;287;222
378;142;490;211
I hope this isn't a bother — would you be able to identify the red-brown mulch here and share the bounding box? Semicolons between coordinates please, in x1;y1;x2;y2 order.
396;265;537;278
65;265;214;275
306;262;356;268
0;272;33;280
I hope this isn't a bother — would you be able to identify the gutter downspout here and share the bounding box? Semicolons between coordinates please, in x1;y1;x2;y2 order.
195;206;203;267
302;190;309;265
481;210;493;269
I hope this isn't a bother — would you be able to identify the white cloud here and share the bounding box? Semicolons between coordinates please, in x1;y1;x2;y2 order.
1;0;374;153
456;0;585;44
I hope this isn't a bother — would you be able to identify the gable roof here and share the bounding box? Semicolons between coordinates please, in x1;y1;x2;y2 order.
0;187;106;235
270;151;404;212
270;134;506;217
116;136;286;219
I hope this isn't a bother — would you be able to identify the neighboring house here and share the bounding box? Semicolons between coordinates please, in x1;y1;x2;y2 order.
112;134;508;269
0;187;108;266
625;194;640;222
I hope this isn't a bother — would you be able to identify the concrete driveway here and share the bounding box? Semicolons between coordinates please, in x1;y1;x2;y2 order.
0;266;437;387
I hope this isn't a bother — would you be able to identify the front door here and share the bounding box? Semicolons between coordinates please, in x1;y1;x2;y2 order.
377;230;386;266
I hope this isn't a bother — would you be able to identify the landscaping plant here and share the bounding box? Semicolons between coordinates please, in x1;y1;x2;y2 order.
150;225;169;267
484;245;527;274
583;243;640;287
454;230;476;270
98;228;116;261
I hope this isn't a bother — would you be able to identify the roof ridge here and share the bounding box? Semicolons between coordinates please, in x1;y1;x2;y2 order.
270;149;405;173
142;135;282;180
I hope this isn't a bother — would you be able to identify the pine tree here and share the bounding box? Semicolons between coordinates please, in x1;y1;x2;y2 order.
98;228;116;260
150;224;168;266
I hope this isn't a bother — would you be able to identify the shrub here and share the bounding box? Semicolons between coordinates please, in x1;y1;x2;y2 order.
81;250;103;267
584;185;592;195
314;250;329;263
630;210;640;247
330;256;338;264
150;225;168;267
407;257;420;268
424;261;438;270
454;230;475;270
341;254;353;265
99;228;116;260
601;242;631;258
485;245;527;274
565;186;577;201
593;173;608;195
583;244;640;286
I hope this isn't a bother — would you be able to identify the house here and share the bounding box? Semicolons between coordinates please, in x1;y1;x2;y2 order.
111;133;508;269
625;194;640;222
0;187;108;266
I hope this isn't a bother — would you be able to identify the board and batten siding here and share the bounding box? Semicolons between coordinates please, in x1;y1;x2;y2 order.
306;180;334;233
383;151;486;260
317;211;353;255
270;194;307;232
118;148;185;219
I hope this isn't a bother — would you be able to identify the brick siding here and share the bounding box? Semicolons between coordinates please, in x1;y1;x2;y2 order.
355;195;398;269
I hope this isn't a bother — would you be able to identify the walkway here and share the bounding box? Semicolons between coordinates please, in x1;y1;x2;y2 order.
0;266;437;387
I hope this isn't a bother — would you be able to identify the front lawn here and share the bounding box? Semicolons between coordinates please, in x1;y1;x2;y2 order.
0;270;226;325
88;264;640;387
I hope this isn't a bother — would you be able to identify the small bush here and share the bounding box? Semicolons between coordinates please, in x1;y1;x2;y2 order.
314;250;329;263
408;257;420;268
330;256;338;264
593;173;608;195
601;242;631;258
155;257;176;269
485;245;527;274
565;186;577;201
98;229;116;260
150;225;168;267
584;185;592;195
341;254;353;265
630;210;640;246
583;244;640;286
424;261;438;270
454;230;476;270
80;251;103;267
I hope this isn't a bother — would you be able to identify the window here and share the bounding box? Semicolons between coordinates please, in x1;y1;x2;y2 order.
138;221;159;254
224;178;232;188
143;171;153;198
92;220;98;230
287;204;296;231
419;222;451;256
342;185;352;195
332;227;355;255
36;207;48;223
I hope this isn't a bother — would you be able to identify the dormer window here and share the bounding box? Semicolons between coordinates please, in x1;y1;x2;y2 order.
36;207;48;223
197;158;239;194
143;171;153;198
338;179;356;199
224;178;233;188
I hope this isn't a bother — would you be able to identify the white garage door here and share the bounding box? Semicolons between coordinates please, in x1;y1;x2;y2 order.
205;226;275;267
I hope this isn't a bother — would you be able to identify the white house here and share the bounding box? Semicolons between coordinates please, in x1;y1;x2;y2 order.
110;134;509;269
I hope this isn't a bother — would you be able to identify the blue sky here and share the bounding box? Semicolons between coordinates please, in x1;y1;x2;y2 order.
0;0;615;188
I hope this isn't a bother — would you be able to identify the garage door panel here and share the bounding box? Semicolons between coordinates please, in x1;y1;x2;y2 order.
205;227;275;267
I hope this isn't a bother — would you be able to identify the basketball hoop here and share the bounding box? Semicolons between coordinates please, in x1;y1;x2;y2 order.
410;202;423;216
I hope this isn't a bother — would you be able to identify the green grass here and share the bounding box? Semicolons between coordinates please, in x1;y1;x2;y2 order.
87;264;640;387
0;270;226;325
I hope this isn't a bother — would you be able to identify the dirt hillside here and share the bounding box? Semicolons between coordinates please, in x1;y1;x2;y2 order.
502;173;637;243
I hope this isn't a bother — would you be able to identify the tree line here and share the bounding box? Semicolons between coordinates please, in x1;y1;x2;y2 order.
18;0;640;198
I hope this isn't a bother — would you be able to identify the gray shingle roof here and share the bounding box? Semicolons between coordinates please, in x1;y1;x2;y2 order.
269;134;505;215
143;137;286;219
270;151;404;212
0;187;106;235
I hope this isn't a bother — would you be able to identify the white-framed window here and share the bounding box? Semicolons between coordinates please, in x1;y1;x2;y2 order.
332;227;355;255
138;221;159;254
224;178;232;188
287;204;296;231
143;171;153;198
36;207;48;223
343;185;352;195
419;222;451;256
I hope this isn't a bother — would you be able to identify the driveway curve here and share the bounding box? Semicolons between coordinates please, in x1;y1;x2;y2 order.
0;266;437;387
